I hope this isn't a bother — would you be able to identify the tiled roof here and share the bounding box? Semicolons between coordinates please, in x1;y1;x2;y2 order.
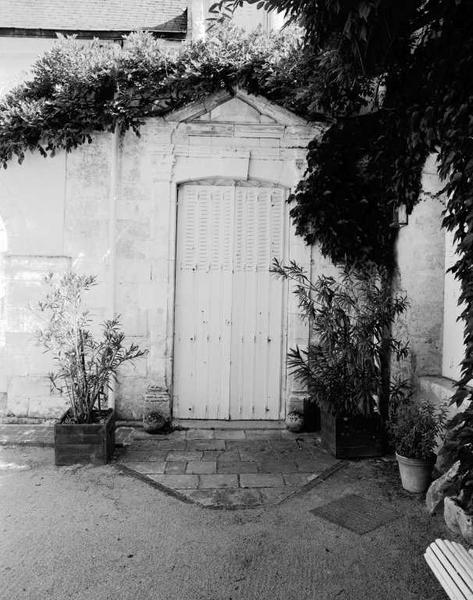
0;0;188;33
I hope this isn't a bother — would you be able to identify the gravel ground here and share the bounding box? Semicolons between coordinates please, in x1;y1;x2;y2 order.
0;445;453;600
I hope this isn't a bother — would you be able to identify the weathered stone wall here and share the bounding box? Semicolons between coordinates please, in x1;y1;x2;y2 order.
395;154;446;384
0;91;321;420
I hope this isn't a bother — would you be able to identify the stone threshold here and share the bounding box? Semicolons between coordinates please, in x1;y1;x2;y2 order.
117;419;287;430
174;419;286;430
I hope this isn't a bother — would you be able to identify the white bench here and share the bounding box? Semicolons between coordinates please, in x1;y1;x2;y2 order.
425;539;473;599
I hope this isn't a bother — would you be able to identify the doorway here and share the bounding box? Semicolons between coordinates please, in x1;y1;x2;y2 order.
173;181;288;420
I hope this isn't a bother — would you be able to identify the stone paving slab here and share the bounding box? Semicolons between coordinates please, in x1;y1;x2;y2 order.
217;461;257;474
167;450;203;462
186;440;226;451
199;474;239;489
186;460;217;474
165;461;187;474
240;473;284;488
115;427;339;509
120;451;169;463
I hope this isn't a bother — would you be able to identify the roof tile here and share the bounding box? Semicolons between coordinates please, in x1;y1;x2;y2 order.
0;0;188;33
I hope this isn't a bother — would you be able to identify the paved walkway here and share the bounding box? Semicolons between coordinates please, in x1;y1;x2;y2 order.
116;428;340;509
0;422;341;508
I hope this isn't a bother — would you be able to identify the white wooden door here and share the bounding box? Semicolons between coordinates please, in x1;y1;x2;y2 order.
173;183;286;420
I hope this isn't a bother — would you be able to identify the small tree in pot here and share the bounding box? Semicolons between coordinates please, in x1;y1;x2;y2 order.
37;272;147;465
387;392;448;493
272;261;408;458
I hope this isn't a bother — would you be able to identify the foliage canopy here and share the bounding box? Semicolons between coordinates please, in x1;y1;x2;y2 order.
0;25;324;167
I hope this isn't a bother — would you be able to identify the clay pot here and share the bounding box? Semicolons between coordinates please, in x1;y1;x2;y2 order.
396;452;435;493
142;386;170;433
143;411;167;434
285;411;304;433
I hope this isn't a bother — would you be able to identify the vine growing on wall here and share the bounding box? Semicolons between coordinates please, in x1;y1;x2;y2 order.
0;24;325;167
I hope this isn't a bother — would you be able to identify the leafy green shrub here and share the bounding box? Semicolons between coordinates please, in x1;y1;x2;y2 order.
455;443;473;514
387;397;448;460
0;24;319;168
37;272;147;424
272;260;408;417
438;408;473;513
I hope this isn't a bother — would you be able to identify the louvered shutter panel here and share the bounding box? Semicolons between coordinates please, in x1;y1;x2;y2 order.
229;186;286;420
174;185;233;419
174;183;286;421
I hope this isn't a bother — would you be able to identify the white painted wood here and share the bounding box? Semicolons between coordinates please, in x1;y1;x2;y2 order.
174;182;287;420
425;539;473;600
442;230;465;381
174;185;234;419
229;186;285;419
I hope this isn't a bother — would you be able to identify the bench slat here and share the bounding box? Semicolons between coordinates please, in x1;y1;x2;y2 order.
434;540;473;592
425;548;469;600
446;541;473;588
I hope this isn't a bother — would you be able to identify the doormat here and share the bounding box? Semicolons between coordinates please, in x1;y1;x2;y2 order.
310;494;400;534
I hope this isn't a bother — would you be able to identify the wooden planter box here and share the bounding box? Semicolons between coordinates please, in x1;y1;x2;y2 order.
321;411;385;459
54;409;115;466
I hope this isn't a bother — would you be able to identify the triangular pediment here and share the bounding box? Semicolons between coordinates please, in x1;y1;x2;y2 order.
196;96;277;123
165;88;308;126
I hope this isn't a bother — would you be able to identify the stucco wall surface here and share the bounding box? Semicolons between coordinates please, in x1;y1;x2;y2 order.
395;154;446;384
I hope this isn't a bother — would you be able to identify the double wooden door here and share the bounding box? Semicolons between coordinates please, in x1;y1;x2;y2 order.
173;182;287;420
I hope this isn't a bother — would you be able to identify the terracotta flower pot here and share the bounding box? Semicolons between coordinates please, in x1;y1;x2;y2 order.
285;411;304;432
143;411;167;433
396;452;435;493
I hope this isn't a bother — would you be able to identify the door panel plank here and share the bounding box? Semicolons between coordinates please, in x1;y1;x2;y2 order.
229;186;285;420
174;185;234;419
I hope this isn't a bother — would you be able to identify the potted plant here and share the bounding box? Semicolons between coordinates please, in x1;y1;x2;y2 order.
272;261;408;458
37;272;147;466
387;396;448;493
